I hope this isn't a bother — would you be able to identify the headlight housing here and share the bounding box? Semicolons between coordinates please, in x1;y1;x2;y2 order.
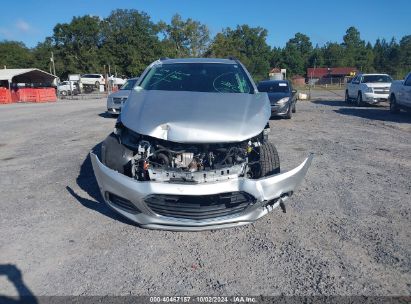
276;97;290;105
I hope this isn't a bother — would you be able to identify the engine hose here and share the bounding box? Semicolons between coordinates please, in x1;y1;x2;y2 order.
216;147;237;165
155;145;187;154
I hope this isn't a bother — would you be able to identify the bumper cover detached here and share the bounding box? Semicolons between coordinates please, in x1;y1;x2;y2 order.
90;153;313;231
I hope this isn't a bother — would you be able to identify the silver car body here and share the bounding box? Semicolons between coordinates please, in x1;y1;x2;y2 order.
389;72;411;109
346;73;392;104
107;90;130;114
92;58;312;231
106;78;139;114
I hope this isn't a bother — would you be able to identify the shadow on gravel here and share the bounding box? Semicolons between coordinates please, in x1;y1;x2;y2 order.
311;99;391;109
98;112;118;119
310;100;348;107
269;116;284;120
334;108;411;123
66;142;135;226
0;264;37;304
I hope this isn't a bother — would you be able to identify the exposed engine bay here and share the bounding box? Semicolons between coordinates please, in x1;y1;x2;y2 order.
102;121;269;183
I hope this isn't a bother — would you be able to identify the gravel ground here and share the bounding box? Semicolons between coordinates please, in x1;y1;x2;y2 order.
0;92;410;297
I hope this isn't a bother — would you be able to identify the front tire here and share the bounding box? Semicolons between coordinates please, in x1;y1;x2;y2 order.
251;142;281;178
356;92;364;107
292;103;296;113
345;90;350;103
389;95;400;114
285;104;292;119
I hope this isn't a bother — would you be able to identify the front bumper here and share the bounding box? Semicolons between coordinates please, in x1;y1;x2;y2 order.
90;153;313;231
363;93;389;104
107;107;121;114
270;103;290;116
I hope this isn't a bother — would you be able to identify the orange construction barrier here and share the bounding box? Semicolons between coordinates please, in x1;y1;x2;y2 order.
0;88;12;104
17;88;37;102
11;90;19;102
36;88;54;102
1;88;57;103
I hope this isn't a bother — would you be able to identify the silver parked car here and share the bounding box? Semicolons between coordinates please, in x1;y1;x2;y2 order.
91;58;312;231
389;72;411;113
106;78;139;115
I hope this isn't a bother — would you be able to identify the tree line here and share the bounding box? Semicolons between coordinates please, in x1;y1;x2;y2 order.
0;9;410;81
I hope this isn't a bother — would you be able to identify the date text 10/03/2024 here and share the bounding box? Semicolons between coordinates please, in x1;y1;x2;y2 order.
149;296;257;303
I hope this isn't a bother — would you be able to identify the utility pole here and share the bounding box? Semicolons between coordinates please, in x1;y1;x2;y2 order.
50;52;56;76
50;52;59;99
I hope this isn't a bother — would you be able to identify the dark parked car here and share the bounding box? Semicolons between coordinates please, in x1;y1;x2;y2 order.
257;80;297;119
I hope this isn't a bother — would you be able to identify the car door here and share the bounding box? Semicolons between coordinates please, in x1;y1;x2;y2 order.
348;76;359;98
402;73;411;106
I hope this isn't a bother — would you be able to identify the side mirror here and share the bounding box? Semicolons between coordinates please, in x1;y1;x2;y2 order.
292;89;297;94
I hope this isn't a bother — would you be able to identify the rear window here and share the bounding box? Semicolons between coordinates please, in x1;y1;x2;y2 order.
362;75;392;83
139;63;253;94
258;82;290;93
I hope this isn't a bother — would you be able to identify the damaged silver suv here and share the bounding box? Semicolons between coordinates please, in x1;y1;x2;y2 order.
90;58;312;231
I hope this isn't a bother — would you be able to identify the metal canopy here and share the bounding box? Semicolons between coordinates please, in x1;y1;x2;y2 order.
0;68;56;83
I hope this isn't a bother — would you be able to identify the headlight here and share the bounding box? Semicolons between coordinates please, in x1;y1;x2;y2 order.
364;86;373;93
276;97;290;105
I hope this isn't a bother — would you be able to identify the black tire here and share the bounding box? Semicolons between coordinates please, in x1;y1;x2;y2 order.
292;103;296;113
285;104;292;119
356;92;364;107
253;142;281;178
95;81;100;88
345;90;350;103
389;94;400;114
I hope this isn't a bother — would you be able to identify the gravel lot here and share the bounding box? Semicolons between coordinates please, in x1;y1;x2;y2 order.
0;91;410;297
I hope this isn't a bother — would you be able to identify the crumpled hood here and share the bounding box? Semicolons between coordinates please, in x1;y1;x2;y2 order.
120;89;271;143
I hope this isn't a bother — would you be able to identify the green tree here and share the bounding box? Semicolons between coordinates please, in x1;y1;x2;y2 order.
282;33;313;75
101;9;163;76
323;42;346;67
307;45;324;68
158;14;210;57
356;42;374;72
269;47;283;69
206;25;271;80
32;38;61;74
399;35;411;78
341;26;375;71
52;15;102;78
0;41;33;68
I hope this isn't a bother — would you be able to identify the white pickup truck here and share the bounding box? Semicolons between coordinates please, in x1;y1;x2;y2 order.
345;73;392;106
389;72;411;113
